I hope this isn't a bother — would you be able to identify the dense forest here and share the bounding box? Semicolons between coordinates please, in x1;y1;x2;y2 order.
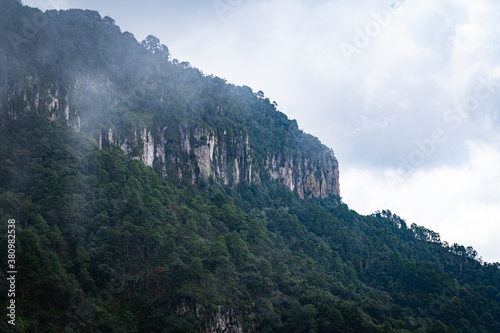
1;0;499;332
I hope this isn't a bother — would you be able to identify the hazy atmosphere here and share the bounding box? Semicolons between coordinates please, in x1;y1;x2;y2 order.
23;0;500;262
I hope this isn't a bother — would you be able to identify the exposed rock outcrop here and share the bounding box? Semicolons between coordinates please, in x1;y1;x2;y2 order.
1;72;340;199
176;304;253;333
97;123;339;199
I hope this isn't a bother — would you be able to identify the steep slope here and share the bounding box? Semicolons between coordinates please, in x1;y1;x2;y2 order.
0;0;339;199
1;1;500;333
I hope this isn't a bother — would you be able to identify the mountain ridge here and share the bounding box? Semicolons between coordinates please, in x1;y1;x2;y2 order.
1;1;499;332
0;1;340;200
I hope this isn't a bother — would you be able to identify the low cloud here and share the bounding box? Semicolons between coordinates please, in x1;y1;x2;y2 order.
22;0;500;261
342;142;500;263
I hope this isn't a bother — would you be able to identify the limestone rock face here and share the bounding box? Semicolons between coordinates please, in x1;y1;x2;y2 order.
203;306;247;333
97;123;340;198
177;304;253;333
264;151;340;199
2;73;340;199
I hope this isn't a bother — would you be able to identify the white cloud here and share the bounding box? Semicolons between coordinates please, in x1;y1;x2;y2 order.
342;142;500;262
21;0;500;261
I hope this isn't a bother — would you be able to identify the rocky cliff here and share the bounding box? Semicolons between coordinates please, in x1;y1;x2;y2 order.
0;6;340;199
177;304;253;333
1;72;340;200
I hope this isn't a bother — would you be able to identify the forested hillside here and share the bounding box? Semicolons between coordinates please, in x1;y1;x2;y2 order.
1;0;499;332
0;0;339;200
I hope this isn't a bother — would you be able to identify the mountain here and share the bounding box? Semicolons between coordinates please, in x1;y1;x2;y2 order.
1;1;499;332
0;0;339;200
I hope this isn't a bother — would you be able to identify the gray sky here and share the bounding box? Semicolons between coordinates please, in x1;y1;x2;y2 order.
24;0;500;262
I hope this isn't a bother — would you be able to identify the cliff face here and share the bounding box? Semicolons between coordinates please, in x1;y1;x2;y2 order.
264;151;340;199
0;6;340;199
1;71;340;199
177;304;252;333
99;120;340;199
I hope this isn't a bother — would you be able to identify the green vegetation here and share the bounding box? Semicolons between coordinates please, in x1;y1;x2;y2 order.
0;0;333;175
2;108;500;333
0;0;499;332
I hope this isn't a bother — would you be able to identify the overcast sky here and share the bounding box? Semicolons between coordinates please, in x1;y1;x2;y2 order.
24;0;500;262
